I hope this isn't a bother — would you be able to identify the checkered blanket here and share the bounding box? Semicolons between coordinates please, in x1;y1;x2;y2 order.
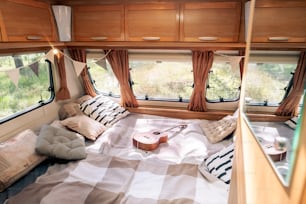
7;153;228;204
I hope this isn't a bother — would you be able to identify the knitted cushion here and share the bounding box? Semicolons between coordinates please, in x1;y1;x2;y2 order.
200;115;237;144
0;129;46;192
35;125;87;160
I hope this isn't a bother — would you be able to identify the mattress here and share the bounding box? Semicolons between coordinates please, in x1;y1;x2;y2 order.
5;113;233;204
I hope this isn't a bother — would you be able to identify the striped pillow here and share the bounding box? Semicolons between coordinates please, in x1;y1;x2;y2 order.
284;116;299;130
201;143;234;184
80;95;129;128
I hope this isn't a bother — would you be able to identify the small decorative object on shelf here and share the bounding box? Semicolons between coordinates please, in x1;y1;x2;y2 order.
274;136;288;151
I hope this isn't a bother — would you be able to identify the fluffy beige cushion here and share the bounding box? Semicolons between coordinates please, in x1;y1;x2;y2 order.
61;115;106;141
0;129;46;192
75;95;92;104
58;102;83;120
35;125;87;160
200;115;237;144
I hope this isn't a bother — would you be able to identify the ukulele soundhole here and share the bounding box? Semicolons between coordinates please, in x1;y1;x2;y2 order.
152;131;161;135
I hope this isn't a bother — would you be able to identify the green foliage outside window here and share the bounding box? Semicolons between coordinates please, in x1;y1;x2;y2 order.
245;63;296;105
0;53;52;121
206;62;241;102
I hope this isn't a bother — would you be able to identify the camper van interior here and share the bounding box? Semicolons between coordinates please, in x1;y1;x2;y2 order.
0;0;305;203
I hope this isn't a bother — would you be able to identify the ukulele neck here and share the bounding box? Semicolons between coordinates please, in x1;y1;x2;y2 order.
160;124;187;134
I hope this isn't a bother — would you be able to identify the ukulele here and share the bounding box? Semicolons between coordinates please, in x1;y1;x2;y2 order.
132;124;188;151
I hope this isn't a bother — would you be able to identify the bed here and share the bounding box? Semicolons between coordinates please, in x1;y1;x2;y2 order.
3;95;236;204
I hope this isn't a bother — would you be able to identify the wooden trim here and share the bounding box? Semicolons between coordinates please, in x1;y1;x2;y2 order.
255;1;306;8
251;43;306;51
0;42;66;53
7;0;49;9
66;41;246;49
246;113;291;122
228;113;246;203
127;106;233;120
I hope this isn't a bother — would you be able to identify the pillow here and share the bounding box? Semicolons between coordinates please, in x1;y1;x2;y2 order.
61;115;106;141
80;95;130;128
35;125;87;160
199;143;234;184
75;95;92;104
200;115;237;144
284;116;299;130
58;102;83;120
0;129;46;192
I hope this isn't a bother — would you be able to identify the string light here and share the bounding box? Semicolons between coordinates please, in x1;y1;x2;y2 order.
53;48;59;55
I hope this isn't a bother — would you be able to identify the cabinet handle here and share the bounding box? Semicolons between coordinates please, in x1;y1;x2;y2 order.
198;36;218;41
27;35;42;40
91;36;108;41
268;37;289;42
142;37;160;41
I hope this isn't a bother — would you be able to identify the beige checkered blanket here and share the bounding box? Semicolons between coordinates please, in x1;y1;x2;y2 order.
7;153;228;204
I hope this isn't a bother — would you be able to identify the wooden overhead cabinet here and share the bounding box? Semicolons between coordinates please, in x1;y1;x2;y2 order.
180;2;241;42
252;1;306;42
73;5;124;41
125;3;180;42
0;0;57;42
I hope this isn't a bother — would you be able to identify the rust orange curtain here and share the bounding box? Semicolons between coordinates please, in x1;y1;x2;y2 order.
55;52;71;101
68;48;96;97
275;51;306;116
188;50;214;111
105;50;138;107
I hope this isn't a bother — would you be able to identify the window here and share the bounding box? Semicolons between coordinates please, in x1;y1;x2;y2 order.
245;51;299;106
86;51;120;96
0;52;54;123
206;53;241;102
129;50;193;101
87;49;243;103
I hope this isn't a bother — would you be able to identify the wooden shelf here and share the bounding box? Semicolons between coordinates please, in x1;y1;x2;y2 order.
65;41;246;50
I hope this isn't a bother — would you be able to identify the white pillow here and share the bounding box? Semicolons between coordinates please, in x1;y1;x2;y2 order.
61;115;106;141
0;129;46;191
200;115;237;144
284;116;299;130
80;95;129;128
199;143;234;184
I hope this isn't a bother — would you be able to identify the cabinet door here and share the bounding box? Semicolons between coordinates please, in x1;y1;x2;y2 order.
0;10;6;41
73;5;124;41
0;0;57;42
252;1;306;42
125;3;179;41
181;2;241;42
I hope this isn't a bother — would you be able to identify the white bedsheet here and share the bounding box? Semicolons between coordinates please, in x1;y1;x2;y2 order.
87;113;232;164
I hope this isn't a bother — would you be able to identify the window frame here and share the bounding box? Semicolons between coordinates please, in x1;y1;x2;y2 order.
128;49;193;103
0;55;55;124
86;51;121;98
205;51;242;103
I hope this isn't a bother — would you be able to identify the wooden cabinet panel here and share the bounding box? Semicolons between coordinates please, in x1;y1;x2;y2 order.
252;1;306;42
0;0;57;42
125;3;179;42
73;5;124;41
181;2;241;42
